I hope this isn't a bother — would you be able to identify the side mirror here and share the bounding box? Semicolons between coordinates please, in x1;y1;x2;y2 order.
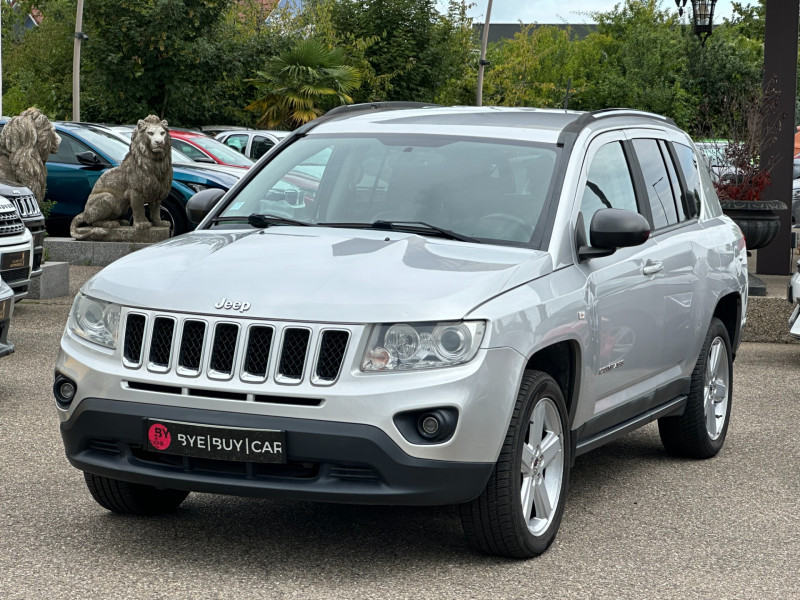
76;151;106;169
186;188;225;224
579;208;650;261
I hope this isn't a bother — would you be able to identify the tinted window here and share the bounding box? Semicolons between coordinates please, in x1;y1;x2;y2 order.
47;134;90;165
579;142;638;235
674;143;702;218
632;138;678;229
251;136;275;160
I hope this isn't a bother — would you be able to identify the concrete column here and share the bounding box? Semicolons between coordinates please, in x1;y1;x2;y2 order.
756;0;800;275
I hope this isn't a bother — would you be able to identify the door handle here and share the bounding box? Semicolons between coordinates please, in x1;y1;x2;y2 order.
643;261;663;276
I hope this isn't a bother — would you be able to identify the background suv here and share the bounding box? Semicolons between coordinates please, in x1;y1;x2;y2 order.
0;195;33;299
54;104;746;559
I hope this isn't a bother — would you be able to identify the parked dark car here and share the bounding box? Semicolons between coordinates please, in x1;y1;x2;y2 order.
0;121;242;237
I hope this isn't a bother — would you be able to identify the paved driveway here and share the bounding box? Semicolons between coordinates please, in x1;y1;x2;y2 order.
1;275;799;599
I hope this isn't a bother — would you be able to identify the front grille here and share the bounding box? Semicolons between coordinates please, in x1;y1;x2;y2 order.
10;195;40;218
210;323;239;376
123;314;146;365
148;317;175;369
121;311;354;389
0;267;30;284
279;328;310;380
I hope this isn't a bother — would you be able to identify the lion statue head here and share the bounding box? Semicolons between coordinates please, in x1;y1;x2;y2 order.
0;107;61;205
131;115;171;159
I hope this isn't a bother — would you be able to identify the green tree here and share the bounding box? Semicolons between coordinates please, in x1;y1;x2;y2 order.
246;39;361;129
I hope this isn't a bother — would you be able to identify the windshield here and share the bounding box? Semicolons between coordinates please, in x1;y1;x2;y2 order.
73;126;133;163
217;134;558;245
190;136;254;167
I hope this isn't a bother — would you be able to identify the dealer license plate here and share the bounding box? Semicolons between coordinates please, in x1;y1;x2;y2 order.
145;419;286;464
1;250;30;270
0;298;10;321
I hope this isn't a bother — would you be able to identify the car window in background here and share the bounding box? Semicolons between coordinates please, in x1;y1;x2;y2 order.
190;137;254;167
223;134;249;154
67;126;130;162
172;140;208;161
579;142;639;235
48;134;89;165
632;138;679;229
251;136;275;160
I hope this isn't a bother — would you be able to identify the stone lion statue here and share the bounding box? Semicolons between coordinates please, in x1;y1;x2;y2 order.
0;107;61;205
70;115;173;241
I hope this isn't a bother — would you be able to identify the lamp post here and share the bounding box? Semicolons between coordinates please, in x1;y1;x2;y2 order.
476;0;493;107
675;0;718;46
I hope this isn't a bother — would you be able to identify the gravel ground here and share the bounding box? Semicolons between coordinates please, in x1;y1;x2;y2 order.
1;266;799;599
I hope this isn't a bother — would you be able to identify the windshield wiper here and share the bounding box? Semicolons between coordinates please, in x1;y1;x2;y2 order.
370;220;483;244
247;213;310;228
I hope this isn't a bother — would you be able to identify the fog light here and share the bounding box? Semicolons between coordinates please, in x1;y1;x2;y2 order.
420;415;440;437
53;374;77;408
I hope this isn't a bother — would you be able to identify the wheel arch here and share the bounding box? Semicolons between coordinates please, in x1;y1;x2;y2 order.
713;291;742;356
524;340;581;427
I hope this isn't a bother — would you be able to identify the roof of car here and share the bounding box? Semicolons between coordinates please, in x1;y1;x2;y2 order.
303;105;679;144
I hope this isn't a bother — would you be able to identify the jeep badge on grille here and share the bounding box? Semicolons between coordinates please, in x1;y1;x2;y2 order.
214;298;251;313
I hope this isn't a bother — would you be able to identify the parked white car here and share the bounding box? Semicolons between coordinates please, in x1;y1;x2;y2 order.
0;195;34;300
215;130;290;161
0;275;13;357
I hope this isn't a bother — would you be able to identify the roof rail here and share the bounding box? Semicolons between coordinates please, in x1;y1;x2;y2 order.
557;108;677;147
295;102;442;135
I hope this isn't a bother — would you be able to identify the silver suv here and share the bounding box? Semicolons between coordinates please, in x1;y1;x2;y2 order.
54;105;747;558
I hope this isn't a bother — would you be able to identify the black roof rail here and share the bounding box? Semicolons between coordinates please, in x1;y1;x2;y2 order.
557;108;677;147
295;102;442;135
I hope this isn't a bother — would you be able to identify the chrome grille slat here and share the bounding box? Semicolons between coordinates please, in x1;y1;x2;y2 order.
315;330;350;383
148;317;176;372
278;328;311;382
209;323;239;379
123;314;147;367
177;320;206;375
243;325;274;380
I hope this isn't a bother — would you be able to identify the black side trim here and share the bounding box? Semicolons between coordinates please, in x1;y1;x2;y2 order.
574;395;687;457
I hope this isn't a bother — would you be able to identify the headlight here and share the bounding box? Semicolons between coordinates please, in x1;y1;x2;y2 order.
186;182;210;194
361;321;485;371
68;294;121;349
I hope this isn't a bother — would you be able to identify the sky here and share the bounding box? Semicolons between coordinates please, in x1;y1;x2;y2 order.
441;1;738;24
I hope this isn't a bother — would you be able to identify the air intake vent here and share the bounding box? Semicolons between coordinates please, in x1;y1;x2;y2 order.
244;326;273;378
0;267;29;284
210;323;239;377
315;330;349;382
123;314;147;366
278;328;310;381
149;317;176;369
178;320;206;373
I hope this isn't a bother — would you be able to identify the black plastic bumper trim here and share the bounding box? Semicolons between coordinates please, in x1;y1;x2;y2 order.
59;398;494;506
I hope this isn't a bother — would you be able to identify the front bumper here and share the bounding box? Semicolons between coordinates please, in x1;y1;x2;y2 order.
60;398;495;505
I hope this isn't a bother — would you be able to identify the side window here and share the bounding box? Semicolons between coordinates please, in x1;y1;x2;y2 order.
579;141;638;236
251;136;275;160
47;134;90;165
658;140;688;222
632;138;679;229
172;140;206;161
223;134;248;154
674;143;703;218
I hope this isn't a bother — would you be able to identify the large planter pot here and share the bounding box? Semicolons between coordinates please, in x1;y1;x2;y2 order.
720;199;788;250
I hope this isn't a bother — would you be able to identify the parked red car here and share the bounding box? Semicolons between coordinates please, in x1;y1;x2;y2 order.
169;130;254;169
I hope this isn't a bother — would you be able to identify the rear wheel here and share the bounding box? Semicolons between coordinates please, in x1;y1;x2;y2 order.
460;370;570;558
658;317;732;458
84;473;189;515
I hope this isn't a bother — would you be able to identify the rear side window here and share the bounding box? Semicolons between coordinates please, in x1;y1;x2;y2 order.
223;134;248;154
674;143;703;218
579;141;638;235
631;138;679;229
251;136;275;160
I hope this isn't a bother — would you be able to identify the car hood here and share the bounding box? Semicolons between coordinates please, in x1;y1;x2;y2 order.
83;228;553;323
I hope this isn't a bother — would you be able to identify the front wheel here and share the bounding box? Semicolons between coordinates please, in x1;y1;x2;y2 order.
658;317;733;458
84;473;189;515
460;370;570;558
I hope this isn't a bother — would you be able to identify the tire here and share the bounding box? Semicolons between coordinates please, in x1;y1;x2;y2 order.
84;473;189;515
459;370;570;558
158;197;188;237
658;317;732;459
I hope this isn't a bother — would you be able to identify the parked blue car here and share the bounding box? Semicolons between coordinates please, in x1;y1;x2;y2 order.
0;120;241;237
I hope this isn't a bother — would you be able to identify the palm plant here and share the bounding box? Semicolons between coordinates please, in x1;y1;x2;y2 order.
246;39;362;130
